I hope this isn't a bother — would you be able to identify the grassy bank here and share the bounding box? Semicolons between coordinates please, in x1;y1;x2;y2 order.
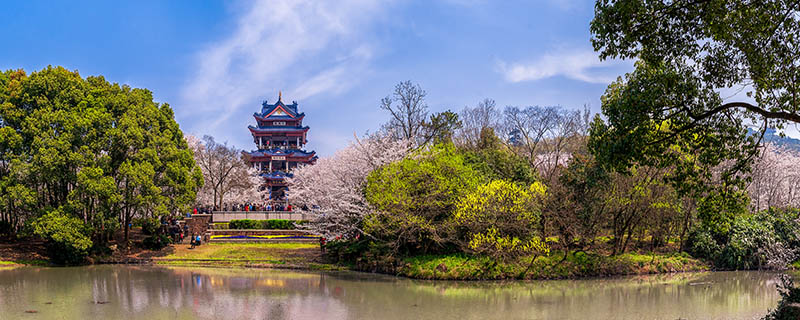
151;242;338;269
2;239;710;280
398;251;708;280
140;244;710;280
0;259;49;267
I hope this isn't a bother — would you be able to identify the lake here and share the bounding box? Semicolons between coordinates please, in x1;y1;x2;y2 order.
0;265;785;319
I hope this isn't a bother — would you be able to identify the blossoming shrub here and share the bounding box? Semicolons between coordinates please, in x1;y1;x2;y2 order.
453;180;549;262
288;135;410;240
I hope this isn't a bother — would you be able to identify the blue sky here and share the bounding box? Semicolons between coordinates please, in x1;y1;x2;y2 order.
0;0;636;156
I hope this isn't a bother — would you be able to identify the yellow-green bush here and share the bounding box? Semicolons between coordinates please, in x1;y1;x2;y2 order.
454;180;549;261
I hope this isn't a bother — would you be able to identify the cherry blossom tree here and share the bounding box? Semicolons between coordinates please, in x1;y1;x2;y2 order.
287;134;410;239
748;144;800;211
187;135;264;208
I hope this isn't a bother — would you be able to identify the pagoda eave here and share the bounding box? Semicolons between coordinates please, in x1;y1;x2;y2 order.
248;127;310;136
253;114;304;122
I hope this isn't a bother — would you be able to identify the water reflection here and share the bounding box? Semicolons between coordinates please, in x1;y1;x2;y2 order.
0;265;784;320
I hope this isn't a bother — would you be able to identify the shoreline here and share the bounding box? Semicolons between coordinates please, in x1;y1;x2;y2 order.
9;241;779;281
0;258;724;283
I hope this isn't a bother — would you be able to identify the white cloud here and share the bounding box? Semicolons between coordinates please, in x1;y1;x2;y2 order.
180;0;390;129
287;45;373;101
498;50;625;84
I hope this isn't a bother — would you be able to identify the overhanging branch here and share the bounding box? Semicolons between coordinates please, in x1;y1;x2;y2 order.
647;102;799;146
691;102;800;123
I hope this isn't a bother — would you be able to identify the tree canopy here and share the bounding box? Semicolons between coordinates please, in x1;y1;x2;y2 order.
589;0;800;187
0;66;202;248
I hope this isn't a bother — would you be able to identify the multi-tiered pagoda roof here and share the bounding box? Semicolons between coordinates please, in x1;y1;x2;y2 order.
247;93;317;200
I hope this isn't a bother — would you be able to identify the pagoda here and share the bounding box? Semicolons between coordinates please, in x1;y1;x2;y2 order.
247;92;317;201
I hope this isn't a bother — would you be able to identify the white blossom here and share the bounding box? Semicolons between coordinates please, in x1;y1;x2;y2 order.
187;134;266;208
748;144;800;211
287;134;410;239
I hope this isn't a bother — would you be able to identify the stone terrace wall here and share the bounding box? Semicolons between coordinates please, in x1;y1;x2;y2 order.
211;211;309;222
210;229;312;236
184;214;211;237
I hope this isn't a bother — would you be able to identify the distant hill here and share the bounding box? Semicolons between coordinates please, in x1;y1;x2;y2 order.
748;128;800;151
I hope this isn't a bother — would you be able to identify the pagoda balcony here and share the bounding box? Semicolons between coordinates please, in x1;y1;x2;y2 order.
257;143;301;150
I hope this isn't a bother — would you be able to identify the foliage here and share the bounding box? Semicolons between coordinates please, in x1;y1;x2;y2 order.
688;208;800;270
323;239;396;272
31;210;92;265
547;153;611;251
696;189;749;237
588;62;755;196
365;143;482;255
133;217;161;236
142;234;171;250
425;110;462;144
762;275;800;320
590;0;800;195
227;219;301;230
399;251;706;280
592;0;800;124
720;214;777;270
228;219;261;229
453;180;549;262
0;66;203;245
461;128;537;185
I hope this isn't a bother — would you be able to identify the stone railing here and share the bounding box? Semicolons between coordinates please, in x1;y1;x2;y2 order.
210;211;309;222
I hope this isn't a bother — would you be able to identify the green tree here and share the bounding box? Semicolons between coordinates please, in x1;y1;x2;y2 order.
364;143;482;255
590;1;800;185
588;63;756;192
32;209;93;265
462;128;538;185
424;110;462;145
547;154;610;254
0;66;202;247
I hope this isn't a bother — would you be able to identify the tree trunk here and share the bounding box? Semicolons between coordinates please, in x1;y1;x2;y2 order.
124;207;130;246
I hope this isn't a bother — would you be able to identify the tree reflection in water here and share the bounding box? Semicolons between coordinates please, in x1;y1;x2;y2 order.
0;266;786;320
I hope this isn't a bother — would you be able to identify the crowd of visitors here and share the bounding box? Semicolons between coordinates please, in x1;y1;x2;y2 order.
161;217;207;247
162;217;188;243
189;202;295;214
223;202;293;212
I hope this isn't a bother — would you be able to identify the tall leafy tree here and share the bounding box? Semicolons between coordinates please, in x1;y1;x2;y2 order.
589;1;800;186
0;66;202;246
